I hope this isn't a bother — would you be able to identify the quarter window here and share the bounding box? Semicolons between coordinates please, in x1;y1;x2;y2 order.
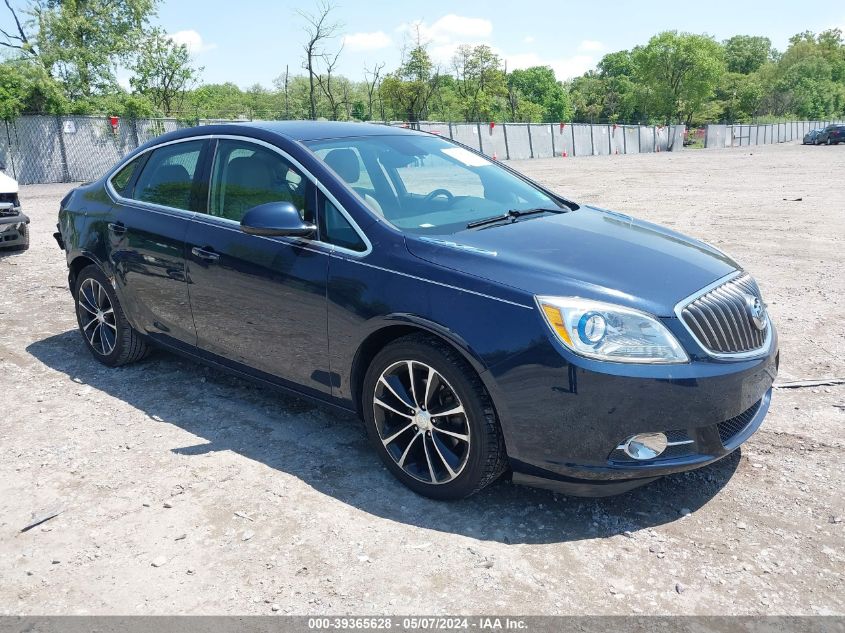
320;198;366;252
110;156;143;196
132;141;204;211
209;140;314;223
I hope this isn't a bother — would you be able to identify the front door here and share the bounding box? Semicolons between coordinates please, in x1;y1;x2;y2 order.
184;138;331;396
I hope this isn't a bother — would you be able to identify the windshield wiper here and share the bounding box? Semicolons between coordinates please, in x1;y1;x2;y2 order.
466;208;560;229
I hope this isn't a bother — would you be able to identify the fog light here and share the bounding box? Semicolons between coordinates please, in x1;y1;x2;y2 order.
622;432;668;460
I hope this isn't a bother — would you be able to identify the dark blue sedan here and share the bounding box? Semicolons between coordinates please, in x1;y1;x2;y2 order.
55;122;778;499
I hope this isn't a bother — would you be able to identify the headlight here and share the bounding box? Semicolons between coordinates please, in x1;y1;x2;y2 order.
536;296;689;364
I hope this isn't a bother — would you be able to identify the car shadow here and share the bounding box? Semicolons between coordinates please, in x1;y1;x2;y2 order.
0;246;28;258
26;330;741;545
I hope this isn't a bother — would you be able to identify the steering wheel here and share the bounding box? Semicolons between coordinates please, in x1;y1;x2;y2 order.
423;188;455;205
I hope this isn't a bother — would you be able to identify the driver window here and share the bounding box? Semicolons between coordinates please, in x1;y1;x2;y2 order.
395;153;484;198
209;140;314;223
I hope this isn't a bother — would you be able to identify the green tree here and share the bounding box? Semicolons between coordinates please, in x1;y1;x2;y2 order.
67;90;159;117
186;82;250;118
568;72;606;122
633;31;725;124
380;44;439;122
761;29;845;118
597;50;635;77
715;71;764;121
507;66;572;122
451;44;507;121
723;35;772;74
0;59;65;118
29;0;159;99
129;27;201;115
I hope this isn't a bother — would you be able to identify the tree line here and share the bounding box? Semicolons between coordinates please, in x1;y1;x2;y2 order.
2;0;844;125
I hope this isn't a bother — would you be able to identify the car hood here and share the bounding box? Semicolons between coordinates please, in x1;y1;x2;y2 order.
0;171;18;194
404;206;740;316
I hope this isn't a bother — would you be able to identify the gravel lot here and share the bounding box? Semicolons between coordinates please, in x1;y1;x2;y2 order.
1;142;843;615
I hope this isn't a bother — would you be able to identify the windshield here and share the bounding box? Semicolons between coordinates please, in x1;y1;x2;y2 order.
305;134;569;235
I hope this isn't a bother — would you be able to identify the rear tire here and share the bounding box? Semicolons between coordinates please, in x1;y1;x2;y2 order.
74;264;149;367
362;333;507;500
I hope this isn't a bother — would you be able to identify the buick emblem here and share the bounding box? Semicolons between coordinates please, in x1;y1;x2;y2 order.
744;294;767;330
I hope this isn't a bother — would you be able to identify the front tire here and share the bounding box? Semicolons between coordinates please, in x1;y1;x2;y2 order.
362;334;507;500
74;264;148;367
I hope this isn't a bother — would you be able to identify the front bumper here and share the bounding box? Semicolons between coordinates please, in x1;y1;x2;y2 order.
488;326;779;496
0;211;29;248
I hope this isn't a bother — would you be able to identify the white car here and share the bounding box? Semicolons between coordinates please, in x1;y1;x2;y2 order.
0;163;29;251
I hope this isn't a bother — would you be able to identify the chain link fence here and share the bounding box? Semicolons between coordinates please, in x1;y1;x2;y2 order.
0;115;838;185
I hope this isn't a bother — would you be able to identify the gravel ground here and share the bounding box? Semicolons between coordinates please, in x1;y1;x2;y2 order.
0;142;843;615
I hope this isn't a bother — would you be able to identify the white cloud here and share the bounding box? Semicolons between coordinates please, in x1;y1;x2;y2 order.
397;14;493;63
578;40;604;53
343;31;392;51
524;36;535;44
504;52;597;80
425;14;493;41
168;29;216;54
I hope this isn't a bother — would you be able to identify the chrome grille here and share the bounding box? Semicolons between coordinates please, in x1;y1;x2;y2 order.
680;273;768;355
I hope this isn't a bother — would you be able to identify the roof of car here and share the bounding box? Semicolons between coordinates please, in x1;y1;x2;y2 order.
241;120;427;141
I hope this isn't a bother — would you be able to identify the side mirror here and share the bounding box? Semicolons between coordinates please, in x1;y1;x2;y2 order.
240;201;316;237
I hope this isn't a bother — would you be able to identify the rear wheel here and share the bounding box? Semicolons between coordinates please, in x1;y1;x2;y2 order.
74;264;148;366
362;334;507;500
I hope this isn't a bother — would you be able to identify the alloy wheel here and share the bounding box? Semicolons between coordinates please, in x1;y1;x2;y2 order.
373;360;471;484
77;278;118;356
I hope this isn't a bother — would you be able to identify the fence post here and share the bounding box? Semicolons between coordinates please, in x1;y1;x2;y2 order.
589;123;595;156
622;125;627;154
131;118;141;149
550;123;556;157
638;125;643;152
55;115;71;183
476;122;483;154
448;122;453;140
571;123;576;157
502;123;510;160
3;120;15;180
653;126;657;152
527;124;534;159
607;125;612;154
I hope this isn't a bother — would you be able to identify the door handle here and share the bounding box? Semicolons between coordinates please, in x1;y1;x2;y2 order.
191;246;220;263
107;222;127;236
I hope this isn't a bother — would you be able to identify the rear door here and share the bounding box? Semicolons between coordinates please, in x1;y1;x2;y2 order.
108;138;210;348
184;137;332;396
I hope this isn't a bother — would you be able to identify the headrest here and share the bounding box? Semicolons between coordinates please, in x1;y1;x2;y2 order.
324;149;360;184
226;156;273;190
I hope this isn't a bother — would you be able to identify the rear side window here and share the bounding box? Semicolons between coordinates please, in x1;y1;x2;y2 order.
132;140;205;210
110;156;143;196
320;198;366;252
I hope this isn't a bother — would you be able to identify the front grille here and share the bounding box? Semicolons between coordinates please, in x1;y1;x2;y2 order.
717;399;762;446
680;273;768;355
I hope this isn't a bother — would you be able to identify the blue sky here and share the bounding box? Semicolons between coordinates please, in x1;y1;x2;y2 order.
5;0;845;87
